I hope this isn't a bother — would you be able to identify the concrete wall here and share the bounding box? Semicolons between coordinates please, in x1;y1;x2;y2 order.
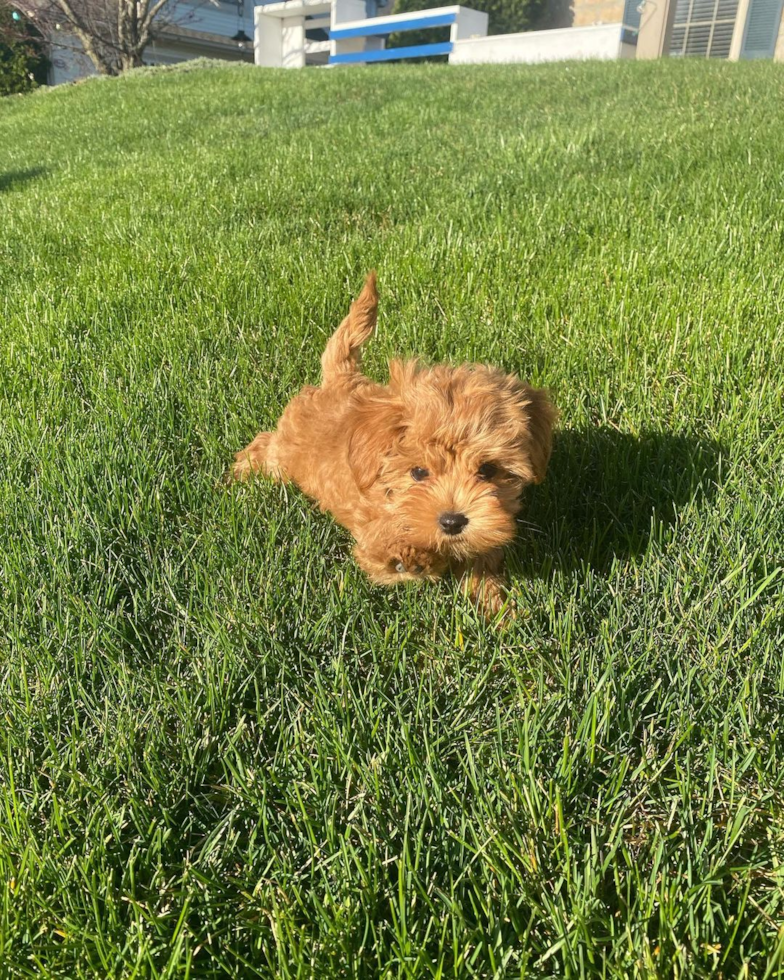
449;21;621;63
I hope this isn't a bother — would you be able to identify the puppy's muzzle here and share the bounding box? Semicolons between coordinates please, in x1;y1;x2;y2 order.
439;512;469;536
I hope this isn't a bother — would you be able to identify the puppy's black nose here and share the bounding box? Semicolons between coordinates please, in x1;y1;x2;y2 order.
439;512;469;535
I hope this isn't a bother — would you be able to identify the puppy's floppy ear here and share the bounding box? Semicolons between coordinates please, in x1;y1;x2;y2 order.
504;384;558;483
347;396;405;491
520;385;557;484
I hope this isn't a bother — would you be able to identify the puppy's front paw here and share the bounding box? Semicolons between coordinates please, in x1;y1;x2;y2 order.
390;545;447;582
229;432;277;482
468;572;516;622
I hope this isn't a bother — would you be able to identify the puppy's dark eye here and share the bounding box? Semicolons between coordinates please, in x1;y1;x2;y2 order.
477;463;497;481
411;467;429;482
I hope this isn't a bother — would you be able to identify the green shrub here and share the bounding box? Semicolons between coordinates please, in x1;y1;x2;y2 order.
0;6;49;95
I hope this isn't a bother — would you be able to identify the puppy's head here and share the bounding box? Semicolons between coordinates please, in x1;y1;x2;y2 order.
349;361;557;561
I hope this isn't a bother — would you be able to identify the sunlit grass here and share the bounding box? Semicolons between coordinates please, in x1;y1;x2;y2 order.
1;58;783;977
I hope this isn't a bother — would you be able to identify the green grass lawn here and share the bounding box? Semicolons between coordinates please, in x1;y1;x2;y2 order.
1;57;783;977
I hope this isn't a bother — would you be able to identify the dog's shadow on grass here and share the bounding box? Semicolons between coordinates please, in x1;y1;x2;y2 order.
0;167;48;193
512;427;724;578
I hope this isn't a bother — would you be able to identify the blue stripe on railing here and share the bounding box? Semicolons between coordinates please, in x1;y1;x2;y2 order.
330;12;456;38
329;40;453;62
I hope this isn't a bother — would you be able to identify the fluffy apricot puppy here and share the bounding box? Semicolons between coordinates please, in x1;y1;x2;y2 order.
231;273;556;615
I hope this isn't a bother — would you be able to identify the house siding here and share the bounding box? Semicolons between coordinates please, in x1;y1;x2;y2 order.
174;0;255;38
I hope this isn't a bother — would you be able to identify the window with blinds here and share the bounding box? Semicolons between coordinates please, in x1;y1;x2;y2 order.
669;0;739;56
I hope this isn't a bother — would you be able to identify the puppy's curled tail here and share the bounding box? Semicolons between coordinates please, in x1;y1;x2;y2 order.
321;272;378;386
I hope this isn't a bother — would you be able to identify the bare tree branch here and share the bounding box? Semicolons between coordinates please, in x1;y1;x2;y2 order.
21;0;224;76
145;0;170;27
53;0;116;71
137;0;169;46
